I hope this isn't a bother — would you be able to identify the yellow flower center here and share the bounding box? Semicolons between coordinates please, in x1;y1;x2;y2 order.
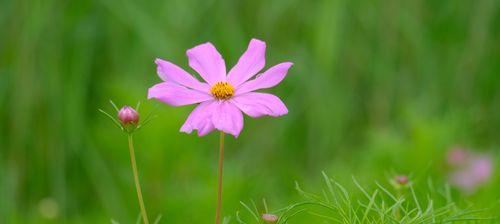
211;82;235;100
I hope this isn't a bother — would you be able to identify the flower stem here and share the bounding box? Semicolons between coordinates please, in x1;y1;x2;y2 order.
128;134;150;224
215;131;225;224
395;189;402;220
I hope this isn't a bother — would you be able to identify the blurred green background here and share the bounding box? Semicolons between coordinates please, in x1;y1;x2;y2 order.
1;0;499;223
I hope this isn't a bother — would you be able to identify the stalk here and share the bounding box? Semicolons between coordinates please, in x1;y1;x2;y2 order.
215;131;225;224
128;134;149;224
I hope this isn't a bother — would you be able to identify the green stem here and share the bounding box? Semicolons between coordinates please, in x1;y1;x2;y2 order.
128;134;149;224
395;189;402;220
215;131;225;224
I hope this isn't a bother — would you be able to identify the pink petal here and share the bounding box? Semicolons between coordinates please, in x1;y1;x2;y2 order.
186;42;226;85
180;100;217;136
148;82;213;107
231;92;288;118
197;120;215;136
235;62;293;95
212;101;244;137
155;58;210;92
226;39;266;87
450;171;479;193
471;157;492;180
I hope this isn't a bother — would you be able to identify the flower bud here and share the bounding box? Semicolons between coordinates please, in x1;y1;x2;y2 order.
394;175;409;185
262;214;278;223
118;106;139;127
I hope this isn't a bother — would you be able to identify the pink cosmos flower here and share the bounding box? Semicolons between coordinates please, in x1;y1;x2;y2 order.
446;147;493;194
148;39;292;137
449;156;493;194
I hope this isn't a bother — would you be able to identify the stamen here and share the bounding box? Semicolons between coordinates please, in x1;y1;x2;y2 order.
211;82;235;100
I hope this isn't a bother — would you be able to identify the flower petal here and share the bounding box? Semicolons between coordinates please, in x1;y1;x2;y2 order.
231;92;288;118
180;100;217;136
226;39;266;87
235;62;293;95
186;42;226;85
155;58;210;92
212;101;244;137
197;120;215;136
148;82;213;106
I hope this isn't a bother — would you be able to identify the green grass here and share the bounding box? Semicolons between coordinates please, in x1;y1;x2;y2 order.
235;173;495;223
1;0;499;223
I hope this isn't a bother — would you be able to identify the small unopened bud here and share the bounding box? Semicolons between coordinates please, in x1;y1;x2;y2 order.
118;106;139;131
262;214;278;223
394;175;409;185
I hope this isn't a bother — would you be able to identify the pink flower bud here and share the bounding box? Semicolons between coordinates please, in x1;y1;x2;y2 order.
262;214;278;223
118;106;139;126
394;175;409;185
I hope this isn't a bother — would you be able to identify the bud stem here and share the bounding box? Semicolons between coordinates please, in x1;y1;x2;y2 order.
215;131;225;224
128;134;150;224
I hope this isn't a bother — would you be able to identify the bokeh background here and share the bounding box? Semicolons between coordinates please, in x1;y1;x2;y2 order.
1;0;499;223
